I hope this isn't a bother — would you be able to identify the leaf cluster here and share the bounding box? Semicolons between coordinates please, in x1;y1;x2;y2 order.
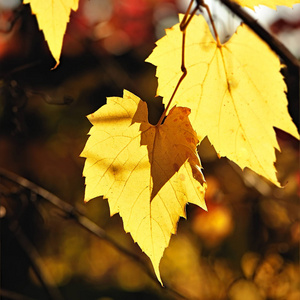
23;0;300;284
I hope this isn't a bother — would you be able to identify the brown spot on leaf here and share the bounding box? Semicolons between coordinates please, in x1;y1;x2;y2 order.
179;174;185;181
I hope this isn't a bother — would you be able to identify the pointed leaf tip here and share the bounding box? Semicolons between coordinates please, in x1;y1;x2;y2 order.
23;0;79;68
81;90;206;282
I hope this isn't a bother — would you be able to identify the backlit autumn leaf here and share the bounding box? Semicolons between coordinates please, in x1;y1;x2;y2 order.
81;90;207;282
146;14;299;186
23;0;79;67
235;0;300;9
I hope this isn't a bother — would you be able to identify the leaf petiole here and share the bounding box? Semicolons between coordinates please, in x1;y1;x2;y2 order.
157;0;221;126
199;1;222;46
157;0;200;126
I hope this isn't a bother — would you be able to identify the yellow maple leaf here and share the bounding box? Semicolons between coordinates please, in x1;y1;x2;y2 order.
146;14;299;186
235;0;300;9
23;0;79;67
81;90;207;283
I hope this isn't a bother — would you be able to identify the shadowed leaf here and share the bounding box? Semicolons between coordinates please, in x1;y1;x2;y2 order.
81;90;207;283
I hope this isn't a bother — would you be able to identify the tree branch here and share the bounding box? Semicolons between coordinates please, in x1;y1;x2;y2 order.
0;167;189;300
7;221;65;300
218;0;300;71
0;289;36;300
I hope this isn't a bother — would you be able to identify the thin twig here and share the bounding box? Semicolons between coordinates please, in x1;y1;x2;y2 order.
0;289;36;300
0;5;24;34
157;0;226;124
0;167;189;300
0;60;42;78
219;0;300;70
8;221;64;300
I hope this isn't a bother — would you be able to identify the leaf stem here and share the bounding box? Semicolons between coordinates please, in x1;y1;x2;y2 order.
157;0;200;125
201;2;222;46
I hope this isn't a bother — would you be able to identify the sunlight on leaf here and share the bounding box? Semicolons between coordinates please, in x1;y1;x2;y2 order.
81;90;207;283
235;0;300;9
23;0;79;67
146;14;299;186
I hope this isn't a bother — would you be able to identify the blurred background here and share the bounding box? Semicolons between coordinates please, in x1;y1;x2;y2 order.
0;0;299;299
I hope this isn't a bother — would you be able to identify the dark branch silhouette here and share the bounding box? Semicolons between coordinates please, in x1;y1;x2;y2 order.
7;221;65;300
0;167;189;300
0;288;37;300
218;0;300;70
